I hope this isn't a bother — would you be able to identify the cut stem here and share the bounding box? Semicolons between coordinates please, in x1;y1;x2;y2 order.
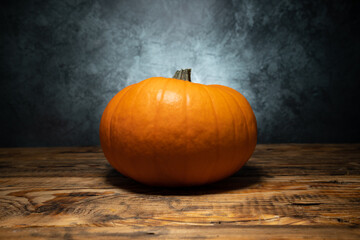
173;69;191;82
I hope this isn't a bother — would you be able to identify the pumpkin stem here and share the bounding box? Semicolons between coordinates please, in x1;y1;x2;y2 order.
173;69;191;82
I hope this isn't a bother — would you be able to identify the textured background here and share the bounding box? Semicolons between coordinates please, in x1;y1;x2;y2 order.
1;0;359;147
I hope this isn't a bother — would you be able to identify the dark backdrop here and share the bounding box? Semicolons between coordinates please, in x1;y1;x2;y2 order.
1;0;359;147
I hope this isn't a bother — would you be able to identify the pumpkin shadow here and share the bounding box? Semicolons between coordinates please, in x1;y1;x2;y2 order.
105;165;263;196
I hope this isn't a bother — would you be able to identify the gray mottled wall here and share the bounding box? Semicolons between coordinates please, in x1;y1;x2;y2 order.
1;0;359;147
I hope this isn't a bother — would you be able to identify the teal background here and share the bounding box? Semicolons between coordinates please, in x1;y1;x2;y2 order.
1;0;359;146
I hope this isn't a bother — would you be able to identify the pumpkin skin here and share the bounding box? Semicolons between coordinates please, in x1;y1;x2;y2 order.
100;76;257;186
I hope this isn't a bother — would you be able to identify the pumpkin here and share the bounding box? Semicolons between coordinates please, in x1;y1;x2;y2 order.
100;69;257;186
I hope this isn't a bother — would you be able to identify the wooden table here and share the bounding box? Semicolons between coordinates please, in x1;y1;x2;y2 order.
0;144;359;239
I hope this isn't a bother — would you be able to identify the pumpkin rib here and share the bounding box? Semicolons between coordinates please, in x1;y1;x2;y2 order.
230;91;257;160
110;82;143;179
127;79;157;182
150;78;173;184
182;80;189;185
211;86;238;174
201;85;220;184
217;86;252;164
107;84;135;177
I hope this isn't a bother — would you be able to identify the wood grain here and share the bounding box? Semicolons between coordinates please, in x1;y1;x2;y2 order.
0;144;360;239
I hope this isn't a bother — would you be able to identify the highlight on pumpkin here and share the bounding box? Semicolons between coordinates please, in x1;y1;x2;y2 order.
99;69;257;187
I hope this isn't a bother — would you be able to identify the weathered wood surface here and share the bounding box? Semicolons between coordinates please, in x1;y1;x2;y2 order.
0;144;359;239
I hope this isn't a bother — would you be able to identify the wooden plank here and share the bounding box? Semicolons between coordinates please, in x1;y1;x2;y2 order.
0;144;359;238
0;226;360;239
0;144;359;177
1;178;360;227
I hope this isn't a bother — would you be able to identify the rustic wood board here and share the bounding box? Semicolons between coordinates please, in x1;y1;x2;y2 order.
0;144;360;239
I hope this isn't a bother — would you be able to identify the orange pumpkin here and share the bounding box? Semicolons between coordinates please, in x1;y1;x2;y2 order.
100;69;257;186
